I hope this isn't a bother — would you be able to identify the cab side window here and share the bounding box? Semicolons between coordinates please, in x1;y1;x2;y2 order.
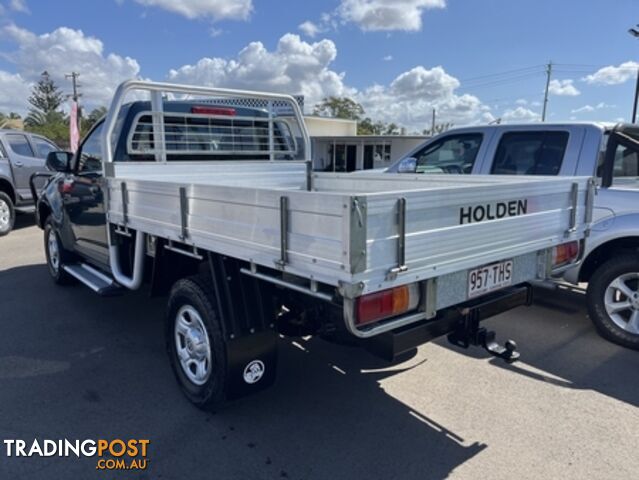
412;133;483;174
611;142;639;185
76;122;104;173
32;137;58;159
6;134;35;157
492;131;568;175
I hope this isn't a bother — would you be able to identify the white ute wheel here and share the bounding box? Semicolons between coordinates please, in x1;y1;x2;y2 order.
587;254;639;350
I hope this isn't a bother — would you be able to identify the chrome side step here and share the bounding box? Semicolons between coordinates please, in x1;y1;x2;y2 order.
63;263;123;296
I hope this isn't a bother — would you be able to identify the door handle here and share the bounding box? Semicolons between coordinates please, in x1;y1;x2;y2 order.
14;161;23;167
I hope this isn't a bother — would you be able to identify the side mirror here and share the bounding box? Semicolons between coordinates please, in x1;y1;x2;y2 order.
397;157;417;174
46;151;72;172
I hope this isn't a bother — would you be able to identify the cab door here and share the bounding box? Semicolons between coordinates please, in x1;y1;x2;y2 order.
3;133;46;204
61;121;109;266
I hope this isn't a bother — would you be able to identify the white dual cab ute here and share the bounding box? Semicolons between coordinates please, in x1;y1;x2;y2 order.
389;122;639;350
35;81;593;410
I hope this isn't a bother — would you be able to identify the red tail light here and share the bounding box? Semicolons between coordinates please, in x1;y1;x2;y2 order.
356;284;420;326
552;241;580;268
191;106;236;116
58;179;74;195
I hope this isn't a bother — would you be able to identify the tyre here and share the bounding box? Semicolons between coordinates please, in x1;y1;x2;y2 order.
166;275;228;411
586;254;639;350
44;217;75;285
0;191;15;237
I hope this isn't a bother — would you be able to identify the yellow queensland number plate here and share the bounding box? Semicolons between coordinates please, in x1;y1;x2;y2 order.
468;260;513;299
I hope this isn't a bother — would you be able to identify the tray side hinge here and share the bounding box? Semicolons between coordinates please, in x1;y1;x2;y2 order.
179;186;189;241
387;197;408;280
275;196;289;269
565;182;579;237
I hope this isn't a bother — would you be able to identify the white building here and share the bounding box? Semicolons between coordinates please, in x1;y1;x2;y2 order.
311;135;429;172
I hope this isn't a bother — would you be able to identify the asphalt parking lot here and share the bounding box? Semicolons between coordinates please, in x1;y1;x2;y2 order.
1;214;638;480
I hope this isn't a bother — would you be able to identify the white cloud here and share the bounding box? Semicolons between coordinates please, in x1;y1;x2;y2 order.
338;0;446;32
209;27;223;37
168;36;488;130
168;34;353;107
571;105;594;114
9;0;29;13
389;66;459;99
530;100;542;107
299;21;322;38
133;0;252;21
2;24;140;111
383;55;393;61
548;79;580;96
501;106;540;123
515;98;528;105
0;71;31;113
355;66;487;129
583;61;639;85
571;102;615;114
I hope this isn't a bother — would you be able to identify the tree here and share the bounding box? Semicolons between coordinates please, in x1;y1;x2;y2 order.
357;117;402;136
314;96;405;136
83;106;108;134
24;72;69;147
27;71;63;118
313;97;365;120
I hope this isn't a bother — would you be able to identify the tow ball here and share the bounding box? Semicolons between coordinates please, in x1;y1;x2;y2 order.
447;308;520;363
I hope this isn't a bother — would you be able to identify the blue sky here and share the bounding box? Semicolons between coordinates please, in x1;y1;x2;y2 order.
0;0;638;130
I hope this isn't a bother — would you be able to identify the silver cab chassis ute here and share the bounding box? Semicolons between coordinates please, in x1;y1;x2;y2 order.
33;81;593;410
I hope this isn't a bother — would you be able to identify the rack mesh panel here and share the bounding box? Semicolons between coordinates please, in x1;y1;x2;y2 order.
127;111;297;157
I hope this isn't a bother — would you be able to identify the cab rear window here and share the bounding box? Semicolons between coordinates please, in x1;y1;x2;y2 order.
127;111;296;161
491;131;569;175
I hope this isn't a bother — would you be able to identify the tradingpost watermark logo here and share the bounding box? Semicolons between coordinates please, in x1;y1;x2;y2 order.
3;438;150;471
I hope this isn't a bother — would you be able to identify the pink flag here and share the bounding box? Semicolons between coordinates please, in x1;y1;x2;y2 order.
70;101;80;153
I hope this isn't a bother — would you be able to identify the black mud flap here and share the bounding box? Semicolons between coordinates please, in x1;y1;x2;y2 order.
225;329;278;400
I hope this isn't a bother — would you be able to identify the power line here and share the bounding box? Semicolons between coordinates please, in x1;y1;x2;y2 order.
459;65;546;83
459;71;546;91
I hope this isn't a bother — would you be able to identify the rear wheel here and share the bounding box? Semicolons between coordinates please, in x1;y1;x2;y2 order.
0;191;15;237
44;218;75;285
166;275;228;411
586;254;639;350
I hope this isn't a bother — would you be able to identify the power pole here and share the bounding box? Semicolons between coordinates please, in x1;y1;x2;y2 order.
431;108;436;133
541;61;552;122
65;72;81;102
629;25;639;122
633;68;639;123
65;71;82;130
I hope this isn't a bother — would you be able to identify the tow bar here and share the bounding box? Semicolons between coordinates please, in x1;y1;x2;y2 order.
447;307;520;363
364;285;532;362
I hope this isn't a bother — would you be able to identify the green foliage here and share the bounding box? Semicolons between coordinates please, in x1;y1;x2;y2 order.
314;97;405;136
358;117;402;135
25;111;70;148
313;97;365;120
27;71;63;117
24;72;69;147
82;106;107;135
